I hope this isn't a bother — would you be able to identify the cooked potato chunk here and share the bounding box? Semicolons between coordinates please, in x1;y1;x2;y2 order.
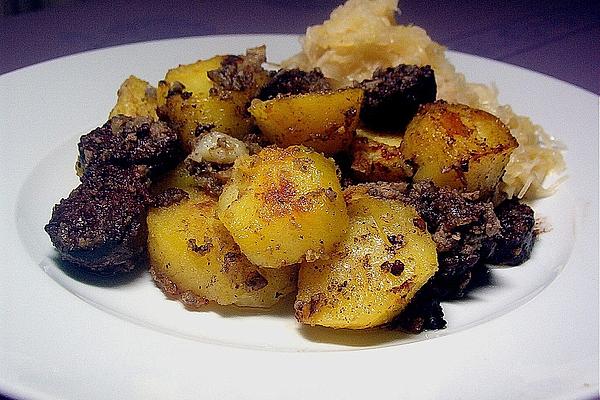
160;91;253;150
248;88;363;155
217;146;349;268
157;50;269;150
294;187;438;329
350;128;412;182
157;56;223;106
400;101;518;195
109;76;158;120
147;189;297;308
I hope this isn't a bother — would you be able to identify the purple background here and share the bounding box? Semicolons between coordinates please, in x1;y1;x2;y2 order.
1;0;599;93
0;0;599;399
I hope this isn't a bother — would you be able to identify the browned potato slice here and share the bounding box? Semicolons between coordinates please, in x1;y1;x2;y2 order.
400;101;518;195
248;88;363;155
217;146;349;268
160;91;253;151
147;189;297;308
109;75;158;120
350;128;412;182
156;56;223;106
157;51;269;150
294;187;438;329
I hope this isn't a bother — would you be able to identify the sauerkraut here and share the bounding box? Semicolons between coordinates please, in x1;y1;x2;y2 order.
282;0;565;199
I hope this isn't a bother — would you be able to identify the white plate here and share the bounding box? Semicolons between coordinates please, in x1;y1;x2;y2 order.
0;35;598;400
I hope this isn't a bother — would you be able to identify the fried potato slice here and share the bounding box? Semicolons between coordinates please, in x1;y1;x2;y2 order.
147;189;297;308
217;146;349;268
400;101;518;196
157;50;270;150
294;187;438;329
157;56;223;105
160;91;253;150
248;88;363;155
109;75;158;120
350;128;412;182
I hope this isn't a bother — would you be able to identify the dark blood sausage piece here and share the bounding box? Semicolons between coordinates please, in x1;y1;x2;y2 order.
393;185;536;332
486;199;536;266
45;165;151;275
390;282;446;333
207;45;268;98
359;64;436;131
406;181;500;300
77;115;181;175
257;68;332;101
152;187;189;208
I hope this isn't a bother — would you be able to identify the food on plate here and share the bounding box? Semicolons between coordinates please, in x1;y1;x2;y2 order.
358;64;437;131
157;46;270;150
46;0;560;335
400;101;518;196
295;186;438;328
342;181;503;330
148;188;297;308
487;199;536;266
76;115;181;176
217;145;349;268
248;88;363;155
47;114;181;274
109;75;159;120
257;68;332;101
283;0;565;199
350;128;411;182
45;164;151;274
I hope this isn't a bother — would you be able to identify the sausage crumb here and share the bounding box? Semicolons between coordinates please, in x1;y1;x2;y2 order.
387;234;405;248
381;260;405;276
152;188;189;208
187;238;213;255
324;187;338;201
294;292;327;321
245;271;268;291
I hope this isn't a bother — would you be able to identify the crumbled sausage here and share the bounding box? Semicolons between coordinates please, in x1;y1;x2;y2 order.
381;260;405;276
245;271;268;291
359;64;436;131
152;187;189;208
258;68;332;100
77;115;181;175
187;238;213;255
486;199;536;265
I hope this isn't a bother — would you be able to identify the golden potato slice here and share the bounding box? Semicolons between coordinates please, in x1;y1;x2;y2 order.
156;55;223;106
160;91;253;150
294;187;438;329
109;75;158;120
217;146;349;268
350;128;412;182
248;88;363;155
400;101;518;195
157;50;269;150
147;189;297;308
